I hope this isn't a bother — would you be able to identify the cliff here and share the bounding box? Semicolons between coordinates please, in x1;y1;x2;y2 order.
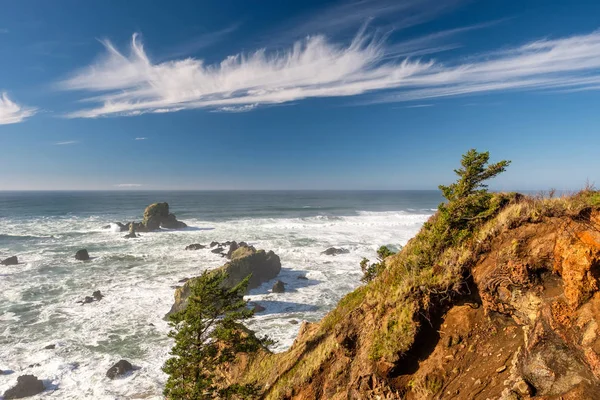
220;190;600;399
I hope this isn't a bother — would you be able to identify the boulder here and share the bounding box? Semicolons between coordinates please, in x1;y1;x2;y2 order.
167;247;281;316
123;233;138;239
321;247;349;256
272;280;286;293
210;241;219;248
92;290;103;301
75;249;90;261
185;243;206;251
3;375;45;399
211;247;224;254
44;344;56;350
297;275;308;280
106;360;133;379
226;241;240;258
1;256;18;266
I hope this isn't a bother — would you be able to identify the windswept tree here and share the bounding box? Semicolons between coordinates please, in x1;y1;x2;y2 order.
439;149;511;202
436;149;511;242
163;271;270;399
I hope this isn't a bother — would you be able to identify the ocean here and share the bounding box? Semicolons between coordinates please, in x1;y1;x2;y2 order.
0;190;441;399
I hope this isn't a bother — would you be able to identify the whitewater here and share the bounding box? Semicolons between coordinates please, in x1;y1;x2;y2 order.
0;191;439;399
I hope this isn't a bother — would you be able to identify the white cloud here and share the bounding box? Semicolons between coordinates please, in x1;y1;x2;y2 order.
54;141;78;145
115;183;143;187
134;137;147;140
58;28;600;118
0;92;37;125
0;28;8;34
405;104;434;108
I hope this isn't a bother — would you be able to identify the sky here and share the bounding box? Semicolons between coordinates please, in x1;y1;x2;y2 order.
1;0;600;190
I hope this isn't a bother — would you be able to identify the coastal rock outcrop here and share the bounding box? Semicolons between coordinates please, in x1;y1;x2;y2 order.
111;203;187;233
142;202;187;231
1;255;18;265
3;375;45;399
321;247;349;256
75;249;89;261
106;360;133;379
167;247;281;316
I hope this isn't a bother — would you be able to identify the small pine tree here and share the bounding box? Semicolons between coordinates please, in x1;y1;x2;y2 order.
437;149;511;238
439;149;511;202
163;271;269;399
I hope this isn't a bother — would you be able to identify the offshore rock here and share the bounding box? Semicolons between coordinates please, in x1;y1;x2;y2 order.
167;247;281;317
185;243;206;250
321;247;350;256
106;360;133;379
1;256;18;265
272;280;286;293
3;375;45;399
75;249;89;261
142;202;187;230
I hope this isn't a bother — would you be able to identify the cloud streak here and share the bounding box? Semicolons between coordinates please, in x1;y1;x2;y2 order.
58;28;600;118
54;141;78;145
0;93;37;125
115;183;143;187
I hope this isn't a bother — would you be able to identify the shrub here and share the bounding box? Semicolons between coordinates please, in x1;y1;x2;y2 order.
360;245;398;283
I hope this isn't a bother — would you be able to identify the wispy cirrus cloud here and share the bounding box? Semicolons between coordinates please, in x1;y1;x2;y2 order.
0;28;8;34
115;183;143;187
58;27;600;118
54;141;78;145
0;92;37;125
134;137;147;140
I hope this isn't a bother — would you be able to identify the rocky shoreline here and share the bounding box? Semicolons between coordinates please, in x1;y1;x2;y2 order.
1;201;353;399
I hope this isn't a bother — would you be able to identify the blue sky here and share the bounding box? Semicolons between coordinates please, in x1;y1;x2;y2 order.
1;0;600;190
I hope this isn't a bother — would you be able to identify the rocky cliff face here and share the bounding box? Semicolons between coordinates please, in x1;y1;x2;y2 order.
219;192;600;399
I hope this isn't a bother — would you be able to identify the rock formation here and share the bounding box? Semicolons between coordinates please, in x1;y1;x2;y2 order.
185;243;206;250
106;360;133;379
215;191;600;399
321;247;350;256
167;246;281;317
111;203;187;233
142;202;187;230
75;249;89;261
272;280;285;293
3;375;45;399
1;255;18;265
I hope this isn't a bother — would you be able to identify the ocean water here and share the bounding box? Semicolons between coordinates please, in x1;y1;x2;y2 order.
0;191;441;399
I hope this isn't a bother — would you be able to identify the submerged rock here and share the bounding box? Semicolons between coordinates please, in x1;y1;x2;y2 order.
1;256;18;266
168;247;281;316
185;243;206;250
44;344;56;350
321;247;350;256
75;249;89;261
297;275;309;280
210;241;219;248
211;247;224;254
106;360;133;379
252;304;266;313
3;375;45;399
92;290;103;301
272;280;286;293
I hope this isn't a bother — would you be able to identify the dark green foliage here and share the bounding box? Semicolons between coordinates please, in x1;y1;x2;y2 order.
437;149;511;243
163;271;271;399
361;245;398;283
